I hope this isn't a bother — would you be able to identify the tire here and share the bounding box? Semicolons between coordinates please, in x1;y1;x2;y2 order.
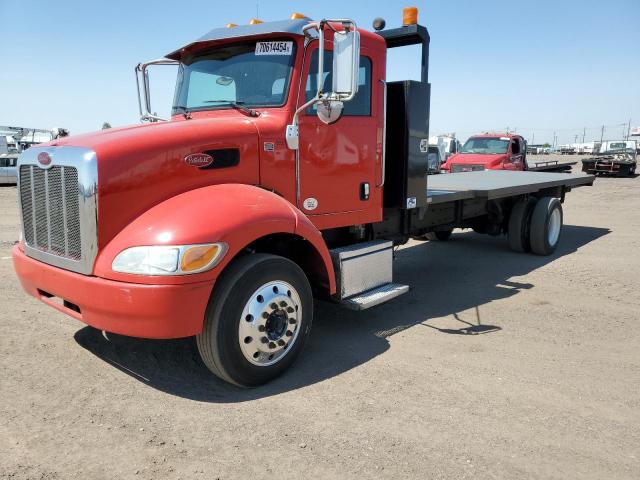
529;197;563;256
196;253;313;387
508;197;536;252
426;230;453;241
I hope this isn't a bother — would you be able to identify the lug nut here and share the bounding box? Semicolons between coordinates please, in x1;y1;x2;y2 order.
278;339;285;346
286;307;294;313
268;342;276;349
289;318;297;325
261;337;268;344
270;303;278;310
262;312;269;319
279;301;287;307
258;325;266;332
286;330;293;337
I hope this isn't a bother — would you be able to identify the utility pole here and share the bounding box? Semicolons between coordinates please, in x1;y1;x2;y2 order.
627;118;632;140
600;125;604;143
574;134;578;144
531;132;534;144
553;131;557;148
582;127;586;143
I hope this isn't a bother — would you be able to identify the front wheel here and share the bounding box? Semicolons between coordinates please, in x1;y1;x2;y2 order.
196;254;313;387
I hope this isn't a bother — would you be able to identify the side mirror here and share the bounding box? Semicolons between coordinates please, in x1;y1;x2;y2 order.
316;100;344;124
332;29;360;100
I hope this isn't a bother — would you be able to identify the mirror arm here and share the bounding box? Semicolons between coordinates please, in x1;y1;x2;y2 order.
134;58;179;122
286;19;358;150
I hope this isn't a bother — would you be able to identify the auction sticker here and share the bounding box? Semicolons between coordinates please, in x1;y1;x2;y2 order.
255;41;293;55
303;197;318;211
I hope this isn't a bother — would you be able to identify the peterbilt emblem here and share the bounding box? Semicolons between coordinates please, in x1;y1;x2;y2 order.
37;152;52;166
184;153;214;168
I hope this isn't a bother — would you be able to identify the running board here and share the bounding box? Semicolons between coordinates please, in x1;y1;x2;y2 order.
340;283;410;311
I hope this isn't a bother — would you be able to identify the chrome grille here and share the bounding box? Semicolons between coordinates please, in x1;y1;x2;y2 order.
450;164;485;173
20;165;82;260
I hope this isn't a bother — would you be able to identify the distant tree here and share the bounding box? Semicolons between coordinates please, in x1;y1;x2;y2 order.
543;143;550;148
102;122;112;130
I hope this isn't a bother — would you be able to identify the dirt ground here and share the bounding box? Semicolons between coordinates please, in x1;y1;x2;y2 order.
1;157;639;479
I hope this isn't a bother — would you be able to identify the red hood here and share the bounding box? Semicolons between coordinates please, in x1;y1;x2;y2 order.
443;152;507;168
43;114;261;248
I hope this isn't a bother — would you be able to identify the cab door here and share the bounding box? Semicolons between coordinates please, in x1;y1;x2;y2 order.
509;137;525;170
296;44;381;224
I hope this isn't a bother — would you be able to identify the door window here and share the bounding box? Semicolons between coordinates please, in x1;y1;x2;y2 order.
305;50;371;116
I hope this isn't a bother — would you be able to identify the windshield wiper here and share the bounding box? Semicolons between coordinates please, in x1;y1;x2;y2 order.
173;105;192;119
203;100;259;117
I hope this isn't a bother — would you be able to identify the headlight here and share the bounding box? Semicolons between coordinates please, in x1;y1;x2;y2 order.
112;243;227;275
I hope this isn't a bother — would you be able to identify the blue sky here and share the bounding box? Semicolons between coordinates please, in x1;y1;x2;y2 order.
1;0;638;144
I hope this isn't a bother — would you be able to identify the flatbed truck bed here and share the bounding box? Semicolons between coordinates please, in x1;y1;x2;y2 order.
526;159;576;172
426;170;593;204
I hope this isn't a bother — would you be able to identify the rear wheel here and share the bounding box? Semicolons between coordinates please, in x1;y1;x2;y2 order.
426;230;453;241
196;254;313;387
529;197;563;256
508;198;536;252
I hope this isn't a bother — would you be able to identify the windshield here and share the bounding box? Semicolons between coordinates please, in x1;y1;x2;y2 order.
173;40;296;114
460;137;510;154
602;142;636;155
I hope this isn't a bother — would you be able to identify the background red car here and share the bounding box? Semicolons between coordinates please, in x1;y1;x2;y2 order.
441;133;527;172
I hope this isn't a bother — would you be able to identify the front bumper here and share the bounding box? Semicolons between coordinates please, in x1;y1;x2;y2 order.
12;245;213;339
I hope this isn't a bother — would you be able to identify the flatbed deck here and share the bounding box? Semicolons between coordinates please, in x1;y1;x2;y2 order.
426;170;594;204
526;159;576;172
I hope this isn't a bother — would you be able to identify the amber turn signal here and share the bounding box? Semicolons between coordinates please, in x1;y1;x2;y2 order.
181;245;222;272
403;6;418;26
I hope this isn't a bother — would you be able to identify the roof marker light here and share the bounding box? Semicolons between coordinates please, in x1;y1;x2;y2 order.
226;23;238;28
249;18;263;25
290;12;307;20
403;6;418;26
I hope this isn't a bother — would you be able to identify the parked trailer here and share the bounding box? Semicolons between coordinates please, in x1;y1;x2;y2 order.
13;9;594;386
582;140;637;176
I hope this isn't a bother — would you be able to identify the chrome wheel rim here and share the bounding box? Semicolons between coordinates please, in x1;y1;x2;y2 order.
548;208;561;246
238;281;302;367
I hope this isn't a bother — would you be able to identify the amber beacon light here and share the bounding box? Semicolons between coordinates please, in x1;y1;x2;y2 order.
403;6;418;26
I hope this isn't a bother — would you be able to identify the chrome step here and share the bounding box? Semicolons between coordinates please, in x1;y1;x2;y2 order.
340;283;410;311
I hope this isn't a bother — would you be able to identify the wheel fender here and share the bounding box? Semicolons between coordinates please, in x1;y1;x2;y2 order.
94;183;336;293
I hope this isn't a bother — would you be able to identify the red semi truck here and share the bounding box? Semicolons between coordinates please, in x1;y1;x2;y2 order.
13;9;594;386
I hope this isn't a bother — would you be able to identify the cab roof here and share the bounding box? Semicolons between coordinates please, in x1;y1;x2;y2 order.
472;132;522;139
166;18;311;60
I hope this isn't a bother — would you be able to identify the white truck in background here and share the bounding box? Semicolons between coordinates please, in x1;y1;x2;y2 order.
0;126;70;184
429;133;461;167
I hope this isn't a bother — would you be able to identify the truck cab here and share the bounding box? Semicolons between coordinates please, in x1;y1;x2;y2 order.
441;133;527;173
